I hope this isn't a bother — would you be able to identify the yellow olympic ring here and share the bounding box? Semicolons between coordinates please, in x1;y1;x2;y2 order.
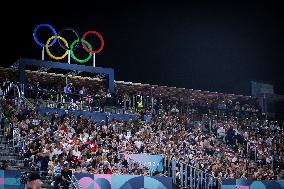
45;36;69;60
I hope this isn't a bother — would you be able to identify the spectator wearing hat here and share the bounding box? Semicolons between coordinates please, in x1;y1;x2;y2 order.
26;172;43;189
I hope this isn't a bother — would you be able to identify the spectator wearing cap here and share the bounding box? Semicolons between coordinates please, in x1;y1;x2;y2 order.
26;172;43;189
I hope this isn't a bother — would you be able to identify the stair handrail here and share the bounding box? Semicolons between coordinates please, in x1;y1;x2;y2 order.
69;174;82;189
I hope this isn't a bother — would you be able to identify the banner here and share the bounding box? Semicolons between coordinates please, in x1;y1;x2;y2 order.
124;153;163;172
221;179;284;189
0;170;23;189
75;173;112;189
74;174;172;189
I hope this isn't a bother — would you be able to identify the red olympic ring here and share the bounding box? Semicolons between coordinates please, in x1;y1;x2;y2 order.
82;31;105;54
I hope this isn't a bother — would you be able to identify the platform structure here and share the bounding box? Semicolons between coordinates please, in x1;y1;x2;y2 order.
18;58;115;95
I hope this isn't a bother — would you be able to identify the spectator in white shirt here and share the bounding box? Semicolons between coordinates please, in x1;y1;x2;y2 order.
72;145;81;159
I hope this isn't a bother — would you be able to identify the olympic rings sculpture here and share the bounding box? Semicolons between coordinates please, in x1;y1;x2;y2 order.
33;24;104;63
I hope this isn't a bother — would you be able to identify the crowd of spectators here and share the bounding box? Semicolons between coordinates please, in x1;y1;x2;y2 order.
24;79;116;112
0;78;284;188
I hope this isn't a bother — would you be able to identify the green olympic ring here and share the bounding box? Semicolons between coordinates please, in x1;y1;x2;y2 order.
70;39;93;63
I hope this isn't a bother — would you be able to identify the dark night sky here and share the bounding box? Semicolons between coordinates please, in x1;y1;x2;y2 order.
1;1;284;96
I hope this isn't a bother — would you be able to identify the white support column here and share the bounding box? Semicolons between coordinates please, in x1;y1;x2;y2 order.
151;97;154;114
68;50;71;64
93;53;96;67
42;47;45;60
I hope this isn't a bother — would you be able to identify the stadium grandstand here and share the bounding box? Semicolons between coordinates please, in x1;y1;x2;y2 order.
0;58;283;189
2;1;284;188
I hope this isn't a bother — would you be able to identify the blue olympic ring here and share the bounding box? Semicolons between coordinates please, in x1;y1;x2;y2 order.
33;24;58;47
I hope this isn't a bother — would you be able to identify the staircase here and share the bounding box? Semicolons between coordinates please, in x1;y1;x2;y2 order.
0;125;53;188
0;129;77;189
0;94;80;189
2;82;13;97
0;124;23;170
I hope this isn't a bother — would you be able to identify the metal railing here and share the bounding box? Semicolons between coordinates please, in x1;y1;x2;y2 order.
2;82;13;97
162;156;222;189
28;98;125;116
20;96;36;110
70;174;81;189
127;157;154;176
122;153;222;188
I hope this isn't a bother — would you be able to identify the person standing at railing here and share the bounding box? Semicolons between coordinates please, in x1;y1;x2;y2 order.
63;83;73;103
136;99;144;115
63;84;69;103
25;79;33;99
33;82;41;100
123;93;130;111
79;86;88;110
79;86;86;101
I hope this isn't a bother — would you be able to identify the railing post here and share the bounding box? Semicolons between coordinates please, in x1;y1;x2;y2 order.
172;160;176;184
184;164;187;187
12;128;15;148
204;173;207;189
168;157;171;177
163;156;167;175
190;166;193;189
200;171;203;189
71;173;74;189
180;162;183;188
193;168;196;188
